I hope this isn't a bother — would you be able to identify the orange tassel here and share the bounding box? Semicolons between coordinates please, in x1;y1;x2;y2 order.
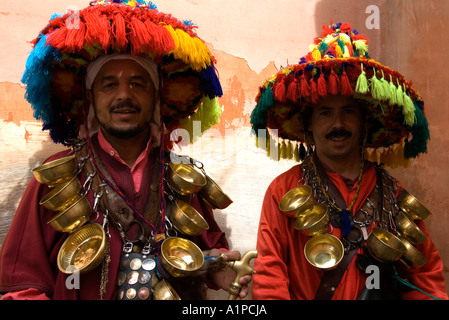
327;69;339;95
112;12;128;50
310;78;319;103
286;78;299;102
317;72;327;97
274;79;287;102
129;17;151;54
144;20;175;56
340;69;354;96
299;74;310;98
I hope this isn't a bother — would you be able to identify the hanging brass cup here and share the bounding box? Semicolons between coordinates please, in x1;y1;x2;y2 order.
57;223;108;274
304;234;344;270
165;162;207;195
398;235;427;268
153;279;181;300
398;189;431;220
170;199;209;236
32;156;77;187
199;175;233;209
366;227;407;263
395;211;427;244
294;203;329;236
279;185;314;218
159;237;204;277
39;176;82;211
47;195;91;233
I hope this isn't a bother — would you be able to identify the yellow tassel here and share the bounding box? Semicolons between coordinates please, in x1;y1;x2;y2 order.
280;140;288;159
353;39;368;56
402;86;416;126
293;143;300;162
388;75;398;105
287;140;294;160
339;33;351;44
396;80;404;107
335;44;343;58
356;64;369;94
164;25;212;71
370;70;385;101
311;48;321;61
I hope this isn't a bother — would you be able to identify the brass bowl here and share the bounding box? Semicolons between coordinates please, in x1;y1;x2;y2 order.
32;156;77;187
294;203;329;236
47;195;91;233
199;175;233;209
304;234;344;270
170;199;209;236
398;235;427;268
153;279;181;300
395;211;427;244
39;176;82;211
279;185;314;218
57;223;107;274
398;189;431;220
160;237;204;277
366;227;407;263
166;162;207;195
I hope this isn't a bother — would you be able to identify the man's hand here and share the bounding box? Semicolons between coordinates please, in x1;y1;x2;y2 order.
207;248;253;299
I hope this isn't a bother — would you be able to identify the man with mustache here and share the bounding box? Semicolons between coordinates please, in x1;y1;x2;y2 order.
0;1;252;300
250;22;447;300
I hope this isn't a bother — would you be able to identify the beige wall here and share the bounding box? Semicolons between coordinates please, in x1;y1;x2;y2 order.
1;0;448;297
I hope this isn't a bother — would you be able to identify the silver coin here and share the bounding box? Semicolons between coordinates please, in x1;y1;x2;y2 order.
142;258;156;271
130;258;142;270
138;271;151;284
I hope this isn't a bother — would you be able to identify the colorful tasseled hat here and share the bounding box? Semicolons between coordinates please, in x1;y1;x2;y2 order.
21;0;222;145
250;22;429;168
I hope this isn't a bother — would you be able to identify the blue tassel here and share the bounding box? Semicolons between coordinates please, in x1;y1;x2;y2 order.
199;64;223;98
340;209;352;236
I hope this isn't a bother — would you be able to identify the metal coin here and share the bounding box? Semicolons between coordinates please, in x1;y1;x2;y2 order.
126;288;137;299
130;258;142;270
116;271;127;287
127;270;139;285
120;256;130;270
138;271;151;284
142;258;156;271
138;287;150;300
117;289;124;300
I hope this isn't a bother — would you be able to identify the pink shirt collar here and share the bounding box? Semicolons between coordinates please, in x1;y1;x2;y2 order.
97;129;152;192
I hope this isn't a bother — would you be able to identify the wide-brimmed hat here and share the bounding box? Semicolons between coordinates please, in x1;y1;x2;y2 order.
250;22;429;168
21;0;222;145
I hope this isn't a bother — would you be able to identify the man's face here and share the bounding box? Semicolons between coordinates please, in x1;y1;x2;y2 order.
309;95;364;162
91;59;156;139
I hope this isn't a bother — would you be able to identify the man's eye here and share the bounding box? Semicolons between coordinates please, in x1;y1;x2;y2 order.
103;82;118;89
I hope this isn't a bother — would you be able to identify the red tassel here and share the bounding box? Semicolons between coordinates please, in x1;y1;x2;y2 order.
130;17;151;54
112;12;128;50
310;78;319;103
144;20;175;56
340;69;354;96
274;79;287;102
299;74;310;98
286;78;299;102
317;72;327;97
327;69;339;95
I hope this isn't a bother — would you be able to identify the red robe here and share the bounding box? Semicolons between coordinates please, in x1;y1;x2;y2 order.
0;136;228;299
252;163;448;300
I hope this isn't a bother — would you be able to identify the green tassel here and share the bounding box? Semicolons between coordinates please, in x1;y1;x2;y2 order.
404;104;430;158
402;87;416;126
388;76;398;105
355;64;369;94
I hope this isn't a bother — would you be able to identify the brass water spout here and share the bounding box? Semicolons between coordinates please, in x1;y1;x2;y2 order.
225;250;258;300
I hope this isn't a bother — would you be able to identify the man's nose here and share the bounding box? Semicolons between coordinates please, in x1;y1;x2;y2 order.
116;83;133;100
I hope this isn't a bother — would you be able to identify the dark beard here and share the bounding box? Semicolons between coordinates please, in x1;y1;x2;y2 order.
96;101;149;139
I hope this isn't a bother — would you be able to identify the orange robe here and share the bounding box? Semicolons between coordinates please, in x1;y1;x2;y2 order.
252;163;448;300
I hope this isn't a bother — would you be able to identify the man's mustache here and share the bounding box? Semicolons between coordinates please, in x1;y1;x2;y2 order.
325;129;352;139
110;101;141;112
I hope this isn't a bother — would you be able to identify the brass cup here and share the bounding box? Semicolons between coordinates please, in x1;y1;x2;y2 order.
166;162;207;195
39;176;82;211
160;237;204;277
294;203;329;236
398;189;431;220
57;223;107;274
47;195;91;233
279;185;314;218
304;234;344;270
32;156;77;187
395;211;427;244
398;235;427;268
153;279;181;300
198;175;233;209
366;227;407;263
170;199;209;236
